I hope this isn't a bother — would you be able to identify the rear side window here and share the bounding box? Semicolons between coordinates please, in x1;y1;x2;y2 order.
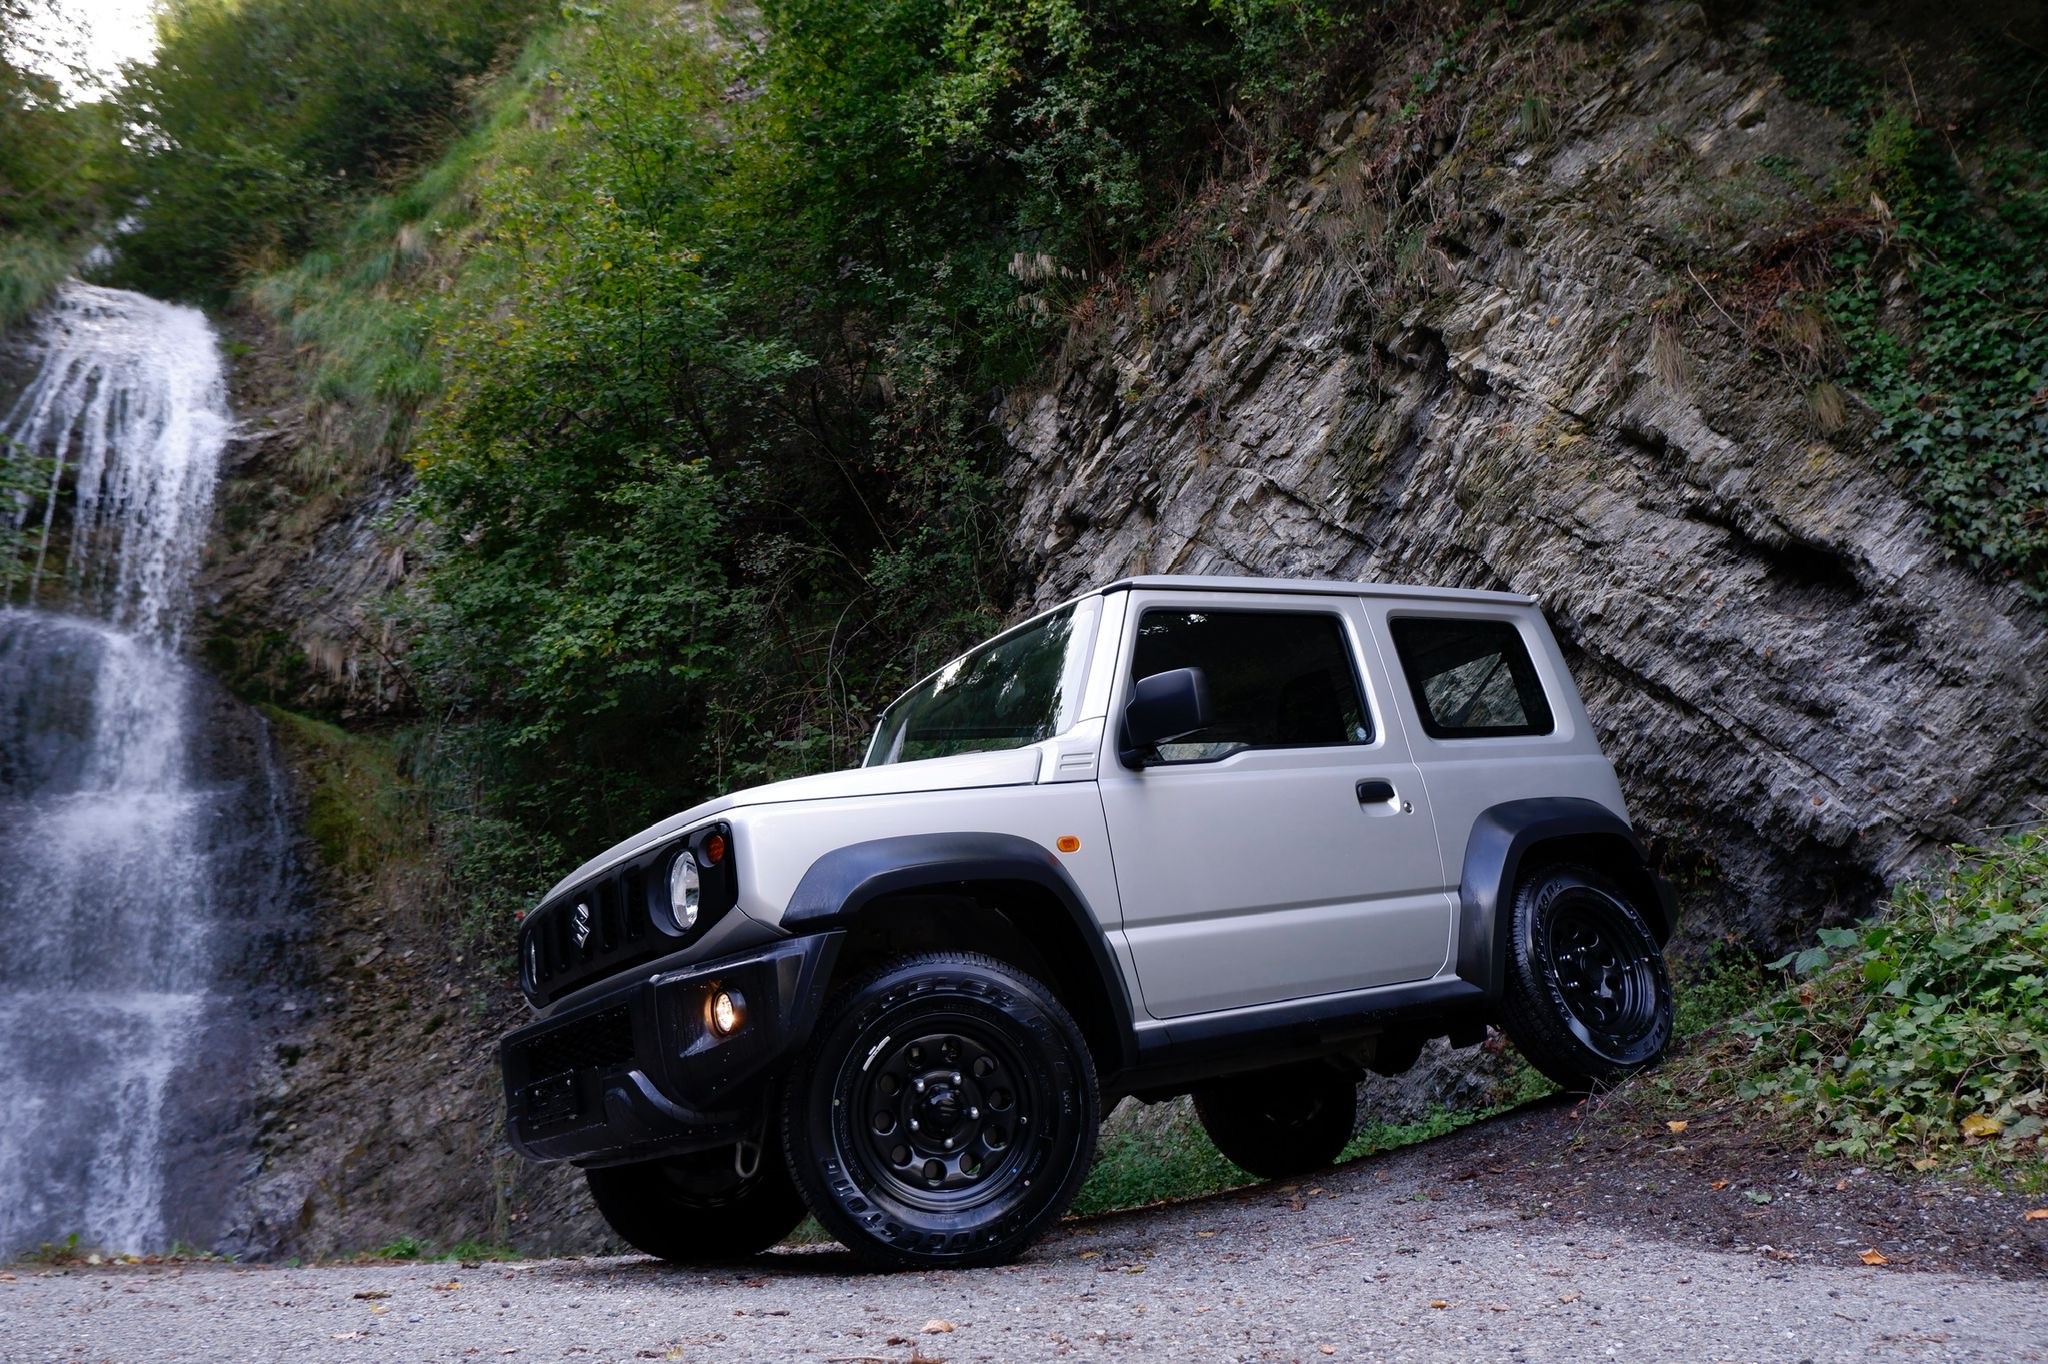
1130;609;1372;763
1388;616;1554;739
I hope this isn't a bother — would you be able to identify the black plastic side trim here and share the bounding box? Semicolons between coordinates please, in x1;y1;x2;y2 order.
1126;977;1487;1092
782;832;1137;1071
1456;797;1674;999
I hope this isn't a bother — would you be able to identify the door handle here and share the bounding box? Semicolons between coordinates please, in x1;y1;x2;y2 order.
1355;778;1397;804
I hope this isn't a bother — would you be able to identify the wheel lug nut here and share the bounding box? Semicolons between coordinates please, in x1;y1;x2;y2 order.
908;1117;919;1131
943;1138;954;1149
950;1072;961;1085
913;1077;926;1093
968;1107;979;1120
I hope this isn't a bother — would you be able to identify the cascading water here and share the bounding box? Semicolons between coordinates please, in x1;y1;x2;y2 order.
0;282;295;1255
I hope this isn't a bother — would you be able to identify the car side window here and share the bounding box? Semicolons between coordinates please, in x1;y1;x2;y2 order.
1129;608;1372;763
1387;615;1554;739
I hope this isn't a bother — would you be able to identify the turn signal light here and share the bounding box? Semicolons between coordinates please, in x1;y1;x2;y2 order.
1055;835;1081;853
702;832;727;864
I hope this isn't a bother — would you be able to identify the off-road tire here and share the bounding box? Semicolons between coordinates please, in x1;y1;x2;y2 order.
1499;862;1674;1092
584;1138;808;1262
781;951;1099;1271
1192;1062;1358;1180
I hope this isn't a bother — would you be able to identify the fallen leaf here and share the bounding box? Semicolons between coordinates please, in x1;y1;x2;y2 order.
432;1280;462;1292
1835;1179;1850;1191
1666;1120;1688;1134
1195;1230;1218;1238
331;1333;365;1342
1319;1347;1337;1356
1558;1292;1580;1304
1710;1180;1729;1191
2024;1209;2048;1222
1429;1300;1449;1310
369;1305;388;1315
352;1290;391;1301
1961;1113;2003;1139
0;1273;14;1282
1860;1249;1889;1266
922;1320;955;1335
1078;1251;1099;1260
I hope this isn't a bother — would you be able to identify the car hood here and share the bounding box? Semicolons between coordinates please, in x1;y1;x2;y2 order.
539;746;1045;904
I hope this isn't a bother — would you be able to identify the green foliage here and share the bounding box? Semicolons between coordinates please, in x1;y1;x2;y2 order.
1757;10;2048;600
1735;829;2048;1170
1073;1105;1250;1213
299;0;1354;917
0;439;53;588
1822;123;2048;596
0;0;117;323
109;0;548;299
376;1234;425;1259
1672;942;1768;1041
1762;9;1876;122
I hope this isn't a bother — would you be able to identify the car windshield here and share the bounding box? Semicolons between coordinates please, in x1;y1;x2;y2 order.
865;603;1089;766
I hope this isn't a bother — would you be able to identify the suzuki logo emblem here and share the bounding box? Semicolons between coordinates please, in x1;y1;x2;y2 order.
572;902;592;950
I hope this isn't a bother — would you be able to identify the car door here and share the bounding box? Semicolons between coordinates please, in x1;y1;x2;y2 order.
1094;589;1455;1020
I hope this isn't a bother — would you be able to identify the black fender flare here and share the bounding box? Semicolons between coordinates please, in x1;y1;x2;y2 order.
1455;797;1676;999
780;832;1137;1072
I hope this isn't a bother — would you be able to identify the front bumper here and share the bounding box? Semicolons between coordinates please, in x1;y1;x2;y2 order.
500;931;842;1167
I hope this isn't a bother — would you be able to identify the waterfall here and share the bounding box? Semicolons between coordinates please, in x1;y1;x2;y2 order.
0;283;291;1256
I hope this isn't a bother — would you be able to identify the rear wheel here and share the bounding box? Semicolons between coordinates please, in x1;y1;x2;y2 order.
584;1136;808;1262
1193;1062;1357;1180
1499;862;1673;1092
781;952;1099;1270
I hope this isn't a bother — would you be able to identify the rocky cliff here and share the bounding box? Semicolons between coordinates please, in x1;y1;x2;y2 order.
1002;2;2048;945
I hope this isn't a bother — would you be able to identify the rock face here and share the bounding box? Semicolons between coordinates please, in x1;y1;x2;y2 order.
1002;3;2048;945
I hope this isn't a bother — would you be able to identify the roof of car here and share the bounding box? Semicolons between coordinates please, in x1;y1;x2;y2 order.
1095;574;1537;606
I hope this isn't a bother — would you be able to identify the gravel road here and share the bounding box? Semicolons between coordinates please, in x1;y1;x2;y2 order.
8;1121;2045;1364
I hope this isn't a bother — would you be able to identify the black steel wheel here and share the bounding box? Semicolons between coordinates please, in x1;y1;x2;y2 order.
584;1135;807;1262
781;952;1098;1270
1499;862;1673;1092
1192;1061;1358;1180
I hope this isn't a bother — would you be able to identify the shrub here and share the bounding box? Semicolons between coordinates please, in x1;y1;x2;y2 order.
1735;828;2048;1169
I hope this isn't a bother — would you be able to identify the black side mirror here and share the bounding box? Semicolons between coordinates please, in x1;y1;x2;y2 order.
1119;667;1212;769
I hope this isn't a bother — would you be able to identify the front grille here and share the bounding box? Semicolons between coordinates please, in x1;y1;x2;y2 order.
522;859;663;1005
519;823;736;1006
522;1006;635;1082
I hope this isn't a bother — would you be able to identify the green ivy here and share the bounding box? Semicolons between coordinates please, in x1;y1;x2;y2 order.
1737;828;2048;1169
1824;122;2048;597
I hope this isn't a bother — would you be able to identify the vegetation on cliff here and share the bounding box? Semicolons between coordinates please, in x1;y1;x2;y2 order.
1625;830;2048;1183
106;0;1358;925
0;2;114;328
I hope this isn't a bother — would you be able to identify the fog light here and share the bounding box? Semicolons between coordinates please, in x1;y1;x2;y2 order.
709;989;743;1036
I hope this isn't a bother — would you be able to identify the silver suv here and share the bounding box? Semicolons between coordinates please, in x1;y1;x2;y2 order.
500;576;1676;1269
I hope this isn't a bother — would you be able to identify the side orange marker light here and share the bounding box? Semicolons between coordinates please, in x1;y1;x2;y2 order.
1055;835;1081;853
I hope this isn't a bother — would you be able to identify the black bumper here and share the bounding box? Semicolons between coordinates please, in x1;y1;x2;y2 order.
500;931;842;1167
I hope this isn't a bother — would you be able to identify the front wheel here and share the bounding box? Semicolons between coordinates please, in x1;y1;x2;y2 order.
781;952;1099;1270
1499;862;1674;1092
1192;1062;1357;1180
584;1136;808;1262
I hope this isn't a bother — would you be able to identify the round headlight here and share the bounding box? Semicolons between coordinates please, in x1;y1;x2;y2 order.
669;849;701;930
